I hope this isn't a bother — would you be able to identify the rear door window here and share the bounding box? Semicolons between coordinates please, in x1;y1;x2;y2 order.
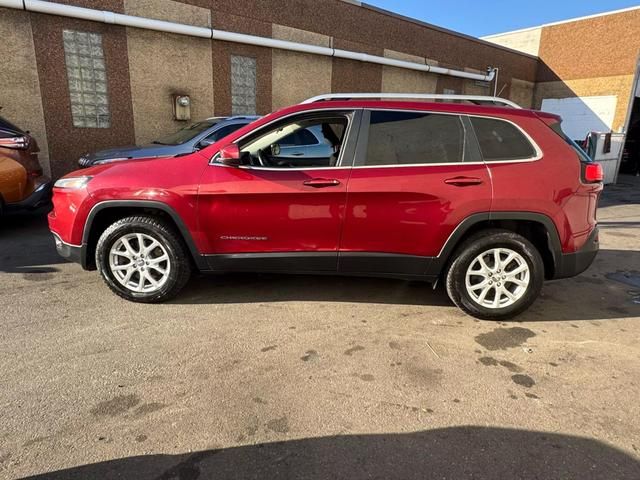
470;117;537;161
364;111;465;166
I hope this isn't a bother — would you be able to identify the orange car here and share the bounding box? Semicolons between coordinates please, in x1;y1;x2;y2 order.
0;115;51;215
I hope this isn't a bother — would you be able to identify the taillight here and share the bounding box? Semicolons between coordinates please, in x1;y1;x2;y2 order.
583;162;603;183
0;135;29;149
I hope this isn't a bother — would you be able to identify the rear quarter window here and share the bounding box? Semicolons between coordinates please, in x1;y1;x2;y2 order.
548;121;593;163
470;117;537;162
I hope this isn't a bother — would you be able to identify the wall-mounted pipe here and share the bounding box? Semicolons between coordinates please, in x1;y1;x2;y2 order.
1;0;497;83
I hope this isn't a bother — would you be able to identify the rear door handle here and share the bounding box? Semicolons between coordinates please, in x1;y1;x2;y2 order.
444;176;483;187
303;178;341;188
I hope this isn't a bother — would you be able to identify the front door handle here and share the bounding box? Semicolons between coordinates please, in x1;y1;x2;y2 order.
303;178;341;188
444;176;484;187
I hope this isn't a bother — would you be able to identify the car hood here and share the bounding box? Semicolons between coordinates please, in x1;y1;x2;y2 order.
81;144;189;165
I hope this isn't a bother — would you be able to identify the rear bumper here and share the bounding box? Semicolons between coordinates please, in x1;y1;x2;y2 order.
4;177;52;213
553;227;599;279
52;233;88;269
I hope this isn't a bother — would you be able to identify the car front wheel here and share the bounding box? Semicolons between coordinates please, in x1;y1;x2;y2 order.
95;215;192;303
445;229;544;320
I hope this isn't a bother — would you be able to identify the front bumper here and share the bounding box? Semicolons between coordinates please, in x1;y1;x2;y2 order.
52;233;88;269
4;177;52;213
553;227;599;279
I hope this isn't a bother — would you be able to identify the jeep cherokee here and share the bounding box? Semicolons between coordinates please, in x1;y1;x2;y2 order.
49;94;603;319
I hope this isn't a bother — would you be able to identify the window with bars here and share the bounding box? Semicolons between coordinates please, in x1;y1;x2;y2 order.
231;55;257;116
63;30;110;128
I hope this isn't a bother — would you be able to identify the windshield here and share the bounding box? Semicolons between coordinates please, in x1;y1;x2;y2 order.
154;120;218;146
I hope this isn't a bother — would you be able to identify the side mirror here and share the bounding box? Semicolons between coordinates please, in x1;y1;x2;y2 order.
218;144;241;166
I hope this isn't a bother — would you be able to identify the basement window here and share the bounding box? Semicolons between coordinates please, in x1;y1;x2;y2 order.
231;55;257;116
63;30;110;128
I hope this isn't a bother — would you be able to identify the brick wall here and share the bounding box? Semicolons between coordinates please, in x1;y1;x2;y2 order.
0;0;543;176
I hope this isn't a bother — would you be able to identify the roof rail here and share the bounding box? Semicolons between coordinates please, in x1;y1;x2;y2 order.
302;93;522;109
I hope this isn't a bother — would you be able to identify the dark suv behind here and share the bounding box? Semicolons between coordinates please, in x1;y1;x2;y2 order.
78;116;259;167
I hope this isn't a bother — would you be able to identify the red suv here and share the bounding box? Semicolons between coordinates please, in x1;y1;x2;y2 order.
48;94;603;319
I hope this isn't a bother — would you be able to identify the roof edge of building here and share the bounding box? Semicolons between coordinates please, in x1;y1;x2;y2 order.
358;2;539;60
482;5;640;39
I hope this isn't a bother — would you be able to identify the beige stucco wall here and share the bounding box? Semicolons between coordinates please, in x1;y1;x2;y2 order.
534;74;635;132
124;0;214;144
482;28;542;57
462;68;491;96
0;8;50;176
271;25;332;110
510;78;535;109
381;49;438;94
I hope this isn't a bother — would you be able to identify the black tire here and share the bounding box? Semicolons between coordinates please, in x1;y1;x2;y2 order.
95;215;192;303
445;229;544;320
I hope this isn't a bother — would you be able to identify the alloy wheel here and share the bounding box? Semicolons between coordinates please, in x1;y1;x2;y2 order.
465;247;530;309
108;233;171;293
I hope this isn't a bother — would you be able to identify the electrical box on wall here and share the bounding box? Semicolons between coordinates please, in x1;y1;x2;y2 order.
172;94;191;121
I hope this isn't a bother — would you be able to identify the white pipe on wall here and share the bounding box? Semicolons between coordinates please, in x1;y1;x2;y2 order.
1;0;22;8
210;29;335;56
1;0;497;82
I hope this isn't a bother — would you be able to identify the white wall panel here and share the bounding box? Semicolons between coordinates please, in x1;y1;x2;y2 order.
541;96;617;139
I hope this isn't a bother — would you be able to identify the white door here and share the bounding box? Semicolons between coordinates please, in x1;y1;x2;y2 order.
541;96;618;139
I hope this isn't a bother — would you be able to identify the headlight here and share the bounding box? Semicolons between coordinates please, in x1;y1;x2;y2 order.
54;176;92;189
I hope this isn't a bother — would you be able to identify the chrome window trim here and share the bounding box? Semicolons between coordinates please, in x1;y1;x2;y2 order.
349;157;541;170
350;161;488;170
211;163;353;171
209;108;359;170
209;106;543;170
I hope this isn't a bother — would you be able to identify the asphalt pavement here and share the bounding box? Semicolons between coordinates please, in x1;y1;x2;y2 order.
1;177;640;479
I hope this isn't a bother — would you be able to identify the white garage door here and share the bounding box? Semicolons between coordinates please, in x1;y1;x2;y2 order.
540;96;617;140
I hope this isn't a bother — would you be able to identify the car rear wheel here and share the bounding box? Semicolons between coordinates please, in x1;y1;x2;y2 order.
95;215;191;303
445;229;544;320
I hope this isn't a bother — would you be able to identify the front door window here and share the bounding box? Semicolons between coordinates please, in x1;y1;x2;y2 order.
238;114;350;169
